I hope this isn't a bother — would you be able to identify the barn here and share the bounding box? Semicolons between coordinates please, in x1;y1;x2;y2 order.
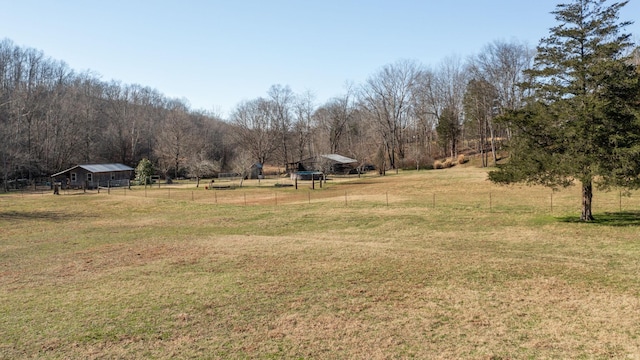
319;154;358;174
51;163;134;190
288;154;358;175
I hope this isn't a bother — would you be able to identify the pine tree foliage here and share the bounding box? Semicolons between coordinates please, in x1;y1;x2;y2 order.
489;0;640;221
135;158;155;185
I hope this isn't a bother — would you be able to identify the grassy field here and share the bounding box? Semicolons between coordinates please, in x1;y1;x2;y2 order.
2;166;640;359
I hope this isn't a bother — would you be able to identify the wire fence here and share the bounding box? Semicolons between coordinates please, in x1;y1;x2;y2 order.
6;177;640;217
22;183;637;217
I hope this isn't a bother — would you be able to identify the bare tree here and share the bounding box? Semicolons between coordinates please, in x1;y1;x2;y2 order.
69;73;106;164
154;99;190;179
186;150;219;187
360;60;421;170
267;84;294;169
231;149;254;187
99;82;143;165
467;40;535;146
411;70;438;164
463;78;499;166
183;111;226;187
292;90;315;163
0;38;234;188
344;108;377;175
314;85;357;156
416;58;467;159
230;98;279;166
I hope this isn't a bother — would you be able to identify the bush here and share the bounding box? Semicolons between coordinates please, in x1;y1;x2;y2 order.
434;158;460;170
457;154;466;164
400;155;434;170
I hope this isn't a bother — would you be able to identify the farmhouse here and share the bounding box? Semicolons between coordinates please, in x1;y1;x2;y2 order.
51;163;134;189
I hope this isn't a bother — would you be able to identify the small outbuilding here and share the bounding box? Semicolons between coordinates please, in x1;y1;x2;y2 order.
248;163;263;179
319;154;358;174
288;154;358;175
51;163;134;190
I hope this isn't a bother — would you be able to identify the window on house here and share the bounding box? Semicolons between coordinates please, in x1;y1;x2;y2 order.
110;172;116;180
87;173;93;182
71;173;77;182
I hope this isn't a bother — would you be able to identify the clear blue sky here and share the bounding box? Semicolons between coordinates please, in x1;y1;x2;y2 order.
2;0;639;117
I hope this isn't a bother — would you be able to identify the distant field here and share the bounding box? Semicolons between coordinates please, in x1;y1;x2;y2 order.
2;166;640;359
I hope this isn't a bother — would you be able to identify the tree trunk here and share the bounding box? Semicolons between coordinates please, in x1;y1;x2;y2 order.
488;122;497;166
581;181;594;221
479;118;487;167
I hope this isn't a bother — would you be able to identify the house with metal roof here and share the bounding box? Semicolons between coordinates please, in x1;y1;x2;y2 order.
51;163;134;190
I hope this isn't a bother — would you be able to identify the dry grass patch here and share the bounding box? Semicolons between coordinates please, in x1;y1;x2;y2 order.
2;167;640;358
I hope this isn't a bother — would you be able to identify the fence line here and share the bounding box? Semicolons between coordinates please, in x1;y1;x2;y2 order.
39;184;635;216
8;176;640;216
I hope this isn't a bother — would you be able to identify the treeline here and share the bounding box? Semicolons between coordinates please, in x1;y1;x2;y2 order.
231;41;536;175
0;37;546;188
0;38;232;188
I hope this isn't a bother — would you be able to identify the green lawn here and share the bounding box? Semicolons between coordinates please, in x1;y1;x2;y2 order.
2;167;640;359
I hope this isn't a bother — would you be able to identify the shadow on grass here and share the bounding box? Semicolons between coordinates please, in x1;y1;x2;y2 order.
559;211;640;226
0;210;95;222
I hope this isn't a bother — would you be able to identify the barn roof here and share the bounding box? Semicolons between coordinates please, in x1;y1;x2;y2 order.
52;163;134;177
79;164;134;173
320;154;358;164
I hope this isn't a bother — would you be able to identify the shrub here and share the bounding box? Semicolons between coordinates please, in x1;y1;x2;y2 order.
443;159;453;168
399;156;433;170
433;160;443;169
457;154;466;164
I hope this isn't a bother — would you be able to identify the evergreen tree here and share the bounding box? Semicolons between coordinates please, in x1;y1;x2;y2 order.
135;158;155;185
489;0;640;221
436;105;461;159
